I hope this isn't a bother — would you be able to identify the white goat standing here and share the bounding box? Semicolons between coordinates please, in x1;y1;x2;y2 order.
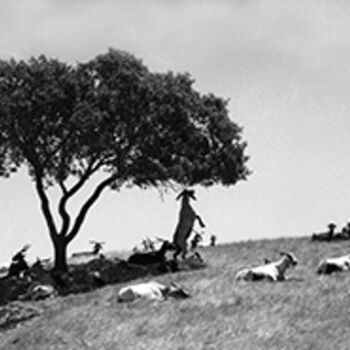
316;254;350;274
117;281;191;302
71;241;105;259
172;189;205;260
235;252;298;281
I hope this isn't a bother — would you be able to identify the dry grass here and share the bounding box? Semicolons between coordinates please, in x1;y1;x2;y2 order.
2;237;350;349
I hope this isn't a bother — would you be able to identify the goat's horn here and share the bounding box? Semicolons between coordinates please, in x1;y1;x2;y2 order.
176;192;183;200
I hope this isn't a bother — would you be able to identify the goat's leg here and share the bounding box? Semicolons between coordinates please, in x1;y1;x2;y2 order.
181;241;188;260
181;227;194;259
268;274;278;282
173;244;182;260
196;215;205;228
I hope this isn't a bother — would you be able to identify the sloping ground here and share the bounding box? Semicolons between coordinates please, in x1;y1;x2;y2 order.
1;237;350;349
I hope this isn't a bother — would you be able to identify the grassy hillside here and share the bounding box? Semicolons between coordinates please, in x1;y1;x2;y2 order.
2;236;350;350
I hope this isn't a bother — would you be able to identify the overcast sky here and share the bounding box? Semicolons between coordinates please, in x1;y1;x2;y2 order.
1;0;350;264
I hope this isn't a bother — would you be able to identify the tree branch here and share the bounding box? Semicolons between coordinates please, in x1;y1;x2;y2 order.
58;180;68;195
66;174;117;243
57;157;105;236
58;180;71;237
17;131;59;241
34;170;58;241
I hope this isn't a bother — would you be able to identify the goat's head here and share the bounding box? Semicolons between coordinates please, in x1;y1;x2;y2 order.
176;189;196;201
165;282;191;299
328;223;336;232
19;244;31;254
280;251;298;267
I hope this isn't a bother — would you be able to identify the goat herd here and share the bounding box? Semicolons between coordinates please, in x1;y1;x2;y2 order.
235;221;350;281
3;189;350;305
311;222;350;242
117;212;350;302
118;215;350;303
117;246;350;303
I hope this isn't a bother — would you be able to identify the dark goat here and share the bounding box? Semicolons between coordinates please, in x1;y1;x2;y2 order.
173;189;205;260
311;223;336;242
333;224;350;241
128;241;175;265
8;245;30;278
190;232;203;250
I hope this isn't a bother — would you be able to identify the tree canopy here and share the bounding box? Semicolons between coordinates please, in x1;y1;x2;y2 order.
0;48;250;270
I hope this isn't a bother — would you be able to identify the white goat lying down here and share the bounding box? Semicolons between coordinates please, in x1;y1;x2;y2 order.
117;281;191;302
20;284;57;301
317;254;350;274
235;252;298;281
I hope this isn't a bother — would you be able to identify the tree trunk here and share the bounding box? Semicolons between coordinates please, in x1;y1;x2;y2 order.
53;236;68;272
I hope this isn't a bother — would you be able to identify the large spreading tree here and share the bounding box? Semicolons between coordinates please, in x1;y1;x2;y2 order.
0;49;250;271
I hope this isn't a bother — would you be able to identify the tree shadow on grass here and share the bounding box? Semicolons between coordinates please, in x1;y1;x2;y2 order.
3;256;208;301
0;256;207;331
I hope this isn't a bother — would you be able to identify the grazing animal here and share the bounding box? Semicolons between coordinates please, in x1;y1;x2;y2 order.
235;252;298;281
127;240;175;266
8;245;30;279
32;257;52;271
90;241;105;255
311;223;336;242
190;232;203;250
333;224;350;241
132;237;156;253
20;284;57;301
71;241;105;258
141;237;155;252
173;189;205;260
117;281;191;302
316;254;350;274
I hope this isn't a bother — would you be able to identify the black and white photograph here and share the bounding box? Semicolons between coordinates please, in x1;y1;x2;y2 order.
1;1;350;349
